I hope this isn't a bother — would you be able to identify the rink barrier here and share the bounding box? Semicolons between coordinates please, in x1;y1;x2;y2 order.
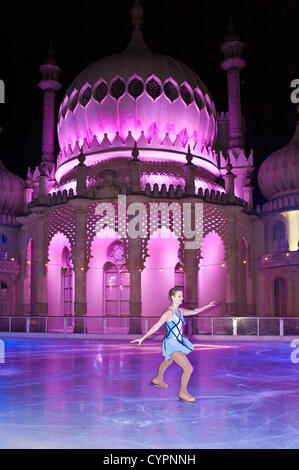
0;316;298;338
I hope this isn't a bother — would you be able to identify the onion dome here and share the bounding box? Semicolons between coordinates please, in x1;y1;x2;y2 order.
258;109;299;201
57;1;217;176
0;159;24;214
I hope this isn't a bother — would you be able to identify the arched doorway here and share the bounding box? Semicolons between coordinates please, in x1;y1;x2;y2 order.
61;247;74;329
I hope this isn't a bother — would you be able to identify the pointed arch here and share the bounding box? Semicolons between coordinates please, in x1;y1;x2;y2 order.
61;246;74;328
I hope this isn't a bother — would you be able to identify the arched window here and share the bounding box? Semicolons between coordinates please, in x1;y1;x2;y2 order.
61;247;73;325
104;263;130;315
175;262;184;291
0;233;8;260
273;221;287;252
104;241;130;316
0;282;8;315
274;277;287;316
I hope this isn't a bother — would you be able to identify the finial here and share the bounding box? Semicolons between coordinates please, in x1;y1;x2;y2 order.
131;0;144;29
48;41;54;56
223;16;240;43
225;156;233;173
185;144;194;165
78;150;86;167
131;141;139;161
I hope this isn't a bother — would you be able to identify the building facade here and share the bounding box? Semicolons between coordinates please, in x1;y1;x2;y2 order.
0;3;298;333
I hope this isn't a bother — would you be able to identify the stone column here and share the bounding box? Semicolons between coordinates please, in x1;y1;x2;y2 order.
16;227;30;315
183;244;200;334
287;270;296;317
126;237;143;334
72;204;88;333
184;146;195;196
31;211;48;316
225;211;238;315
129;142;142;193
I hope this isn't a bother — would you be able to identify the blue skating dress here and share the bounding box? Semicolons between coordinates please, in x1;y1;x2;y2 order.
162;307;194;361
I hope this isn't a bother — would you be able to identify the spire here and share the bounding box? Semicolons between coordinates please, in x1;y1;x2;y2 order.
124;0;149;53
131;0;143;29
224;16;240;42
131;141;140;161
41;41;59;67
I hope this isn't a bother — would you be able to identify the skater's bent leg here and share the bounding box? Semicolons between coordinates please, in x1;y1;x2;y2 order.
170;351;194;397
152;359;173;388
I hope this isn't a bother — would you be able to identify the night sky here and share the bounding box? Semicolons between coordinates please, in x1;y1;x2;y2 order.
0;0;298;205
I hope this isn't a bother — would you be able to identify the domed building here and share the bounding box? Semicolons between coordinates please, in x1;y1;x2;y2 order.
257;106;299;317
0;1;298;334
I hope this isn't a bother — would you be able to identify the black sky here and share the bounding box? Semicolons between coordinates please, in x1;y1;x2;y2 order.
0;0;298;205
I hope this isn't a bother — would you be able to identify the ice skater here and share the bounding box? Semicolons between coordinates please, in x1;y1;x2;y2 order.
130;287;217;402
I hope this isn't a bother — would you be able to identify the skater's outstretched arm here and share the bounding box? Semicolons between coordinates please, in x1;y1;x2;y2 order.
181;300;217;316
130;310;172;346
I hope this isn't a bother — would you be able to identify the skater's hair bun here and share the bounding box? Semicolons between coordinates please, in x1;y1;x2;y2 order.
168;286;183;301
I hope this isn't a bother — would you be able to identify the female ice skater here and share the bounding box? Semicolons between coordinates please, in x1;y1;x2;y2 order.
130;287;217;402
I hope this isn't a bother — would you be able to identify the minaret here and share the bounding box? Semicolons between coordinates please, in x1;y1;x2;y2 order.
38;43;62;173
221;18;246;149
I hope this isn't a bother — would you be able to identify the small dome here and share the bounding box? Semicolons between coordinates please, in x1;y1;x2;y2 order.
0;159;24;214
258;118;299;201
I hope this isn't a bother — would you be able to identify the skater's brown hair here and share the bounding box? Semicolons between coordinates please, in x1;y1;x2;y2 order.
168;287;183;301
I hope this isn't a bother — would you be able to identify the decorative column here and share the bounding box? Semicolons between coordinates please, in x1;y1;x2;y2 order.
16;226;30;315
223;158;236;202
31;210;48;316
23;178;33;213
38;162;50;205
184;145;195;195
38;44;62;174
129;142;142;193
69;201;88;333
126;236;143;334
76;152;87;196
221;19;246;149
183;244;201;334
225;211;238;315
242;183;254;210
287;269;296;317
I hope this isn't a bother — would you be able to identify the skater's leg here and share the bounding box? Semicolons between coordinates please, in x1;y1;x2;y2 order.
170;351;195;402
151;359;173;388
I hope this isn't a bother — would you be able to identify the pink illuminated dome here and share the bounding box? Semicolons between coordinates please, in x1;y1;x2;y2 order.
0;159;24;214
258;110;299;201
57;4;217;177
